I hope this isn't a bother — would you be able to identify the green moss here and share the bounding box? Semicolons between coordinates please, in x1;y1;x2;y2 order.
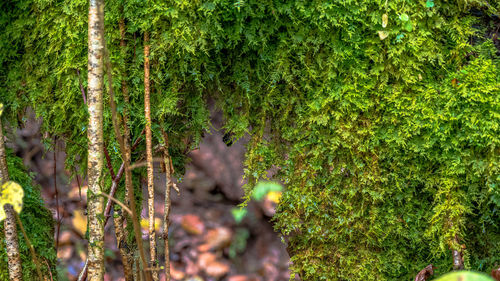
1;0;499;280
0;152;57;280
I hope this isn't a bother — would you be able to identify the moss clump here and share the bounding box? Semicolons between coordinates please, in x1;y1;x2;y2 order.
0;152;56;280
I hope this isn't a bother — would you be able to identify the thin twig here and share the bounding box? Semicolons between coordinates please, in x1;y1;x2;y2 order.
77;260;87;281
103;163;125;221
76;69;87;105
128;157;165;171
103;144;116;180
44;259;54;281
53;137;60;253
74;167;82;200
14;212;43;281
97;192;132;216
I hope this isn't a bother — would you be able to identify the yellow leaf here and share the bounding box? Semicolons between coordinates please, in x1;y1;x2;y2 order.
378;31;389;40
382;14;388;28
0;181;24;221
141;217;162;232
72;210;87;236
266;191;282;204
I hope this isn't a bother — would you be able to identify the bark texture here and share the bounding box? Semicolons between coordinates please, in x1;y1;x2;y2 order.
0;119;23;281
452;249;464;270
144;31;158;280
113;210;133;280
79;130;149;280
414;264;435;281
162;135;172;281
118;18;134;281
87;0;106;279
101;17;150;281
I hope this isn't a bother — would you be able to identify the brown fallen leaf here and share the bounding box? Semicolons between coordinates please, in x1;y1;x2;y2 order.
228;275;249;281
228;275;260;281
170;263;185;280
184;256;200;276
197;252;217;269
57;246;73;260
198;227;232;252
415;264;435;281
205;260;230;278
58;230;72;246
181;214;205;235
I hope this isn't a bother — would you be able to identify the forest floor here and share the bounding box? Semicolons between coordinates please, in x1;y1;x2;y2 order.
10;115;292;281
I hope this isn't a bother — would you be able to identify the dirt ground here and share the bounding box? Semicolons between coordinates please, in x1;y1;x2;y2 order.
9;116;292;281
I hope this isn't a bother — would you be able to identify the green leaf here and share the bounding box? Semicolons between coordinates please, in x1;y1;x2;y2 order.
400;13;409;22
231;207;248;224
404;21;413;32
426;0;435;8
252;181;283;201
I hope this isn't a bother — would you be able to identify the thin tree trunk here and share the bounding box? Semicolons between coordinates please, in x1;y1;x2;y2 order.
113;209;133;280
103;35;134;281
118;16;132;213
77;132;148;281
87;0;106;279
161;132;172;281
114;16;134;281
0;119;23;281
452;235;464;270
103;22;151;281
452;249;464;270
144;31;158;281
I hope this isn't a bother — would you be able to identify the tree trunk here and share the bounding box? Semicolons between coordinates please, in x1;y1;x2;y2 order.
103;18;150;280
87;0;105;279
162;133;172;281
144;31;158;281
452;249;464;270
115;16;134;281
0;119;23;281
113;209;133;280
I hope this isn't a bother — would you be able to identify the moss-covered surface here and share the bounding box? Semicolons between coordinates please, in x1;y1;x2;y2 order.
1;0;499;280
0;152;56;280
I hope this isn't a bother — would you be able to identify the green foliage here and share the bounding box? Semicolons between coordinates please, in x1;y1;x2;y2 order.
0;151;56;280
231;207;247;224
1;0;499;280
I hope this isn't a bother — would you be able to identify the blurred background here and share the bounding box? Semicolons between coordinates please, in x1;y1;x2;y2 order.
7;111;292;281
